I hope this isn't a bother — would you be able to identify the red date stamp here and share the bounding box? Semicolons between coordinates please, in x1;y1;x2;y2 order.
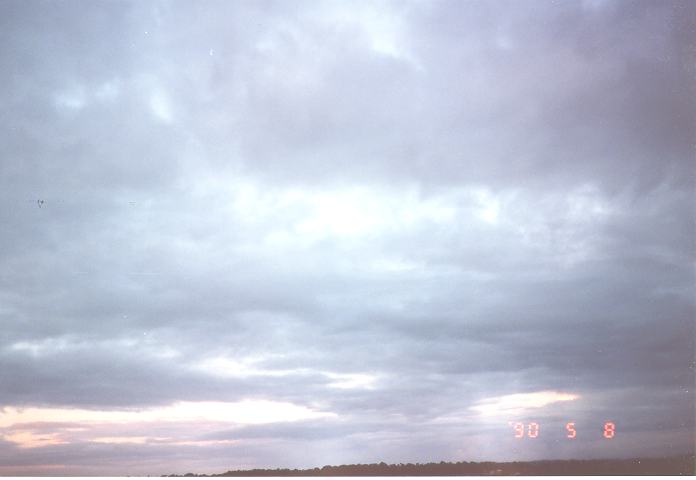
508;421;615;439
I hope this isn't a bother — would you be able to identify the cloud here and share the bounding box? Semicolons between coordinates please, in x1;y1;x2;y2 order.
0;0;693;474
471;391;580;417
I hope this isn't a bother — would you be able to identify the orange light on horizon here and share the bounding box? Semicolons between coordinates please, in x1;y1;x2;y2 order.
0;399;337;449
472;390;580;417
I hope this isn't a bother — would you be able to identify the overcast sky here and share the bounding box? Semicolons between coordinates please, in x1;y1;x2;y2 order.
0;0;694;475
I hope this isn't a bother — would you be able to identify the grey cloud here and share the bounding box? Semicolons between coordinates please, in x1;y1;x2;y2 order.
0;0;694;474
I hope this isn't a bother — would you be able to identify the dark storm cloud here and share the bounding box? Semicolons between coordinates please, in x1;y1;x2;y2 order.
0;0;694;474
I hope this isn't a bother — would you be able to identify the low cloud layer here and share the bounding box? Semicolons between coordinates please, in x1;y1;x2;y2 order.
1;0;694;475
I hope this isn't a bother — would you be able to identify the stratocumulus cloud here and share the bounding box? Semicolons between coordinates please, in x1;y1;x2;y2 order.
0;0;694;475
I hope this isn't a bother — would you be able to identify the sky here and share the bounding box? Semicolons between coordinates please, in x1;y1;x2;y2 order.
0;0;694;475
